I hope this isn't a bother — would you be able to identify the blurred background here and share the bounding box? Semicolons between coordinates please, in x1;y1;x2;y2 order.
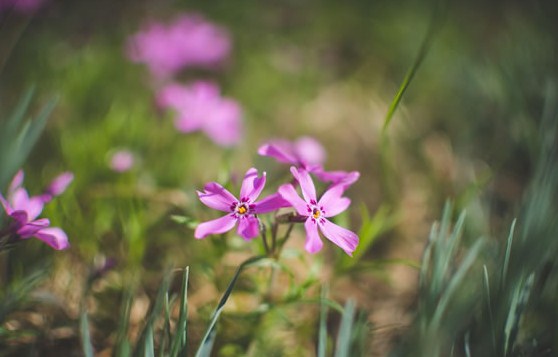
1;0;557;356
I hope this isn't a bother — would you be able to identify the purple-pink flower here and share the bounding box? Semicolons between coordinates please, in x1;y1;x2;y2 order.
0;171;70;250
258;137;360;188
195;168;288;240
109;150;135;173
157;81;243;147
278;167;358;256
126;13;231;79
0;0;45;13
258;136;326;171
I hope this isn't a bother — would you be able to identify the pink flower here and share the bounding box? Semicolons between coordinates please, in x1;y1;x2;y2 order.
195;168;288;240
126;13;231;79
0;0;45;13
157;81;242;147
258;136;326;171
109;150;135;172
0;171;69;250
258;137;359;188
278;167;358;256
40;171;74;203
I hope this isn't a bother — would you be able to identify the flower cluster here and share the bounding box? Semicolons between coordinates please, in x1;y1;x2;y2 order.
126;12;243;148
195;137;360;256
0;171;73;250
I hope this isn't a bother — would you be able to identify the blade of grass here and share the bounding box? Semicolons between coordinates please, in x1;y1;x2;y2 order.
195;256;265;357
318;285;329;357
382;0;448;131
501;219;516;287
170;267;189;357
80;310;94;357
334;299;356;357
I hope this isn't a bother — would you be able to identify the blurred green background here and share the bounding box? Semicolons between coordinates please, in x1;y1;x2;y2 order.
1;0;557;356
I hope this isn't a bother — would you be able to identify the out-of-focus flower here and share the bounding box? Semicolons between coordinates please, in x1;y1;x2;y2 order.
258;136;326;171
258;137;359;189
109;150;135;173
278;167;358;256
0;171;69;250
195;168;288;240
0;0;45;13
40;171;74;203
126;13;231;79
158;81;242;147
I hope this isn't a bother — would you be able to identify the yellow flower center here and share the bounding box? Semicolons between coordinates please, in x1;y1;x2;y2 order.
312;208;321;219
237;205;248;215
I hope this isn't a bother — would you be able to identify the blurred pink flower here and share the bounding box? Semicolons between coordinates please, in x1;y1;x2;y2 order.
258;137;359;188
40;171;74;203
0;0;45;13
110;150;135;172
258;136;326;171
278;167;358;256
0;171;69;250
126;13;231;79
195;168;289;240
157;81;243;147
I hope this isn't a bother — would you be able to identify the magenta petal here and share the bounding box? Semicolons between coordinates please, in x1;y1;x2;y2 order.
197;182;237;211
278;184;308;216
202;98;243;147
34;227;70;250
294;137;326;166
318;219;358;256
314;170;360;189
10;210;29;225
194;214;237;239
290;167;316;202
304;219;323;254
0;194;13;215
17;218;50;237
257;140;297;164
11;189;44;221
239;168;266;202
237;216;260;240
8;170;24;194
319;185;351;217
255;193;291;214
47;172;74;196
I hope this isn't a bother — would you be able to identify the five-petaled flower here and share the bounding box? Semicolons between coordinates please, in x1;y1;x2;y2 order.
278;167;359;256
258;137;360;189
0;171;71;250
195;168;288;240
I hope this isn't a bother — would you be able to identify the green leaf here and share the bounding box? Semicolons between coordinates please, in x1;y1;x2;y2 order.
195;256;266;357
80;310;95;357
334;299;356;357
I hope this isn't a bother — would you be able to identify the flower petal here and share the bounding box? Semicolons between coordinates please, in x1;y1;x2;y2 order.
257;140;298;164
194;214;237;239
0;193;13;215
278;184;308;216
314;169;360;189
8;170;24;194
17;218;50;237
197;182;237;211
304;219;323;254
318;219;358;256
255;192;291;214
290;167;316;202
11;189;44;221
319;185;351;217
33;227;70;250
294;136;326;167
237;216;260;240
239;168;266;202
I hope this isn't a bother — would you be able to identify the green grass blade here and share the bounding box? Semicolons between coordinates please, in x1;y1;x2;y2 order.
318;285;329;357
482;265;496;352
382;0;447;131
170;267;190;357
80;310;95;357
144;325;155;357
195;256;265;357
334;299;356;357
501;219;517;287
